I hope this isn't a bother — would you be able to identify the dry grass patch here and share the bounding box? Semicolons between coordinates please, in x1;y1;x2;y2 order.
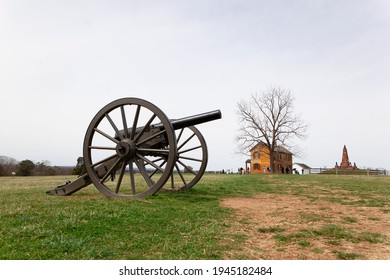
221;193;390;260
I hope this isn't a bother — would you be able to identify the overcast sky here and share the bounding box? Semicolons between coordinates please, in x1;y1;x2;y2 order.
1;0;389;171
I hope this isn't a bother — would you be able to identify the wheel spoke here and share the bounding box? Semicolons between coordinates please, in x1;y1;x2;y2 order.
136;129;166;146
146;156;165;165
131;105;141;140
178;132;196;150
137;148;170;154
137;154;165;173
179;155;203;163
129;159;136;195
120;106;129;139
175;163;187;185
178;145;202;154
170;173;175;190
134;114;156;142
115;160;127;193
148;158;167;178
94;128;120;144
176;128;184;143
134;158;153;188
91;154;118;168
89;146;116;151
100;157;122;183
106;113;124;140
177;159;197;175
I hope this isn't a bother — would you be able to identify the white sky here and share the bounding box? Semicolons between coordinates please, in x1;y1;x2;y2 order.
1;0;389;171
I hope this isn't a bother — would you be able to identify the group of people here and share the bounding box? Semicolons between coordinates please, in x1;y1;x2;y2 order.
262;166;296;174
236;166;303;175
280;166;291;174
238;167;250;175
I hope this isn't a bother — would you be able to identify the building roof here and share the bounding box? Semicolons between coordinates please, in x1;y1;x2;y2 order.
293;162;311;169
274;146;293;154
250;142;293;154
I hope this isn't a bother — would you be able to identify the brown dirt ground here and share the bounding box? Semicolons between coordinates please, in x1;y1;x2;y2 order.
221;193;390;260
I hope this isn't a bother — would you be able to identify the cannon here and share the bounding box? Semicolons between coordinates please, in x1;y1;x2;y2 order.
47;97;222;198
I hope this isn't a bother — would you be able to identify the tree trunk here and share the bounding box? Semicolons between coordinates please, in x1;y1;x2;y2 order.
270;153;275;174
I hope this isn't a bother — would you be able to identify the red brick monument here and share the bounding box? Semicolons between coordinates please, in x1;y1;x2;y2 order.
335;145;358;170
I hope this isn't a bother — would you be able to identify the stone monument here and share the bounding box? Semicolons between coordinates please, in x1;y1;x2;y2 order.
335;145;357;170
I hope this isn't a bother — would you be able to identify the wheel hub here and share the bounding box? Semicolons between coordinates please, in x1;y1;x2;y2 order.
116;139;137;158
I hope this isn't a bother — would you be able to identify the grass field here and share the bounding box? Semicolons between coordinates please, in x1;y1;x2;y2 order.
0;174;389;260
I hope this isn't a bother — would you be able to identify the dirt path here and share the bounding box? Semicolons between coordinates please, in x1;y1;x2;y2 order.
221;193;390;259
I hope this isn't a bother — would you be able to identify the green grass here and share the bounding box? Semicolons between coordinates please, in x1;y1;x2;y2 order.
334;251;362;260
0;174;389;259
0;174;266;260
342;216;358;223
258;226;286;233
273;224;386;248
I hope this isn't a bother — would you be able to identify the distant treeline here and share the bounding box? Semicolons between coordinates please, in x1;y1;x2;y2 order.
0;155;76;176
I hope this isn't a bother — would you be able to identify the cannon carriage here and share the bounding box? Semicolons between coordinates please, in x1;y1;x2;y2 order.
47;97;221;198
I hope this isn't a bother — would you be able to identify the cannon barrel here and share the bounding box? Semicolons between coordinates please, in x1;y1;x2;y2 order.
168;110;222;130
116;110;222;139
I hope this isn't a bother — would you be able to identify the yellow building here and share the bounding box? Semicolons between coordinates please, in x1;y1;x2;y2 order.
246;143;293;174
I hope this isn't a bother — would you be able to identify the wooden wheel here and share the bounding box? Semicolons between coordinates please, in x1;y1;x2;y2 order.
166;126;208;191
83;98;177;198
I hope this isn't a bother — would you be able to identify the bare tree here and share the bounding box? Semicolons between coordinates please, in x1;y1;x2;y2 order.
236;86;308;173
0;155;18;176
34;160;56;176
